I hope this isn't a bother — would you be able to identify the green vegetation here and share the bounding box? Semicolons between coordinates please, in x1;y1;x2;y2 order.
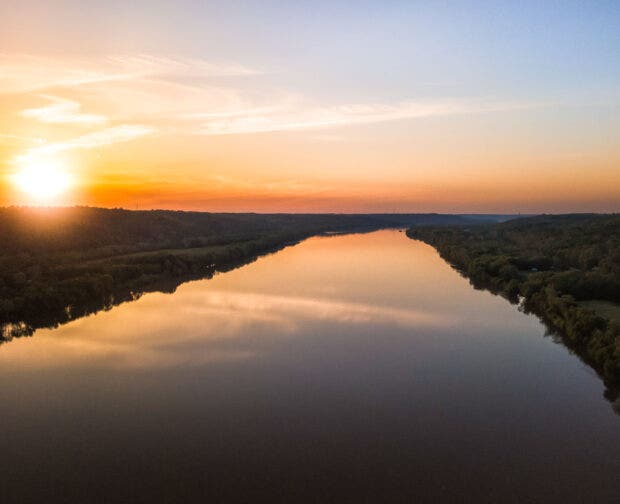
407;214;620;388
0;206;508;342
579;300;620;324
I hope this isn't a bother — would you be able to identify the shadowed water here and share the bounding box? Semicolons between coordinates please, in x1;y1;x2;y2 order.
1;230;618;503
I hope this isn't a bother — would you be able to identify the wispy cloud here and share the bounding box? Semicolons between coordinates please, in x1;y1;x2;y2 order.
0;133;46;145
0;53;258;94
194;99;531;135
2;53;541;175
21;96;107;124
3;54;537;136
16;125;155;163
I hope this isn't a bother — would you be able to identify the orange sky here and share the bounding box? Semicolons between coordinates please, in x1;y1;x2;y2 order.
1;3;619;213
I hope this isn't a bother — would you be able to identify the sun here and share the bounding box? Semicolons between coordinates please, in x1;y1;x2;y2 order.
12;159;74;202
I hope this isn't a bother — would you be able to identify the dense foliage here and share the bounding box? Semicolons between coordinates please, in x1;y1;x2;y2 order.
408;214;620;387
0;206;505;341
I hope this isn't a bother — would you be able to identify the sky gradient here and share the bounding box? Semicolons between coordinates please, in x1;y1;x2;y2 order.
0;1;619;212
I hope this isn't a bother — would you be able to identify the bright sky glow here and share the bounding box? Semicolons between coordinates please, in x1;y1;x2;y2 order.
0;1;618;212
12;157;74;202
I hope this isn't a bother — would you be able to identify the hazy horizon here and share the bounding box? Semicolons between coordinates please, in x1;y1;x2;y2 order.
1;203;617;215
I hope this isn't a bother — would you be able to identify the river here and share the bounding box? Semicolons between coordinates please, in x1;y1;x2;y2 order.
1;230;618;503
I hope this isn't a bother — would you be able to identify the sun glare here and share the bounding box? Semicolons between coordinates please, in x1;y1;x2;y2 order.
12;159;73;202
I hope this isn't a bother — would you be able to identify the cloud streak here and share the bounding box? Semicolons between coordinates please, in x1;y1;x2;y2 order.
21;96;107;124
15;125;155;163
4;54;538;137
0;133;46;145
3;53;542;185
194;99;531;135
0;53;258;94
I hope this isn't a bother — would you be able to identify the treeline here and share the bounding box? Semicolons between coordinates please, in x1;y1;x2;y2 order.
1;206;507;342
407;214;620;387
0;207;507;256
0;233;305;343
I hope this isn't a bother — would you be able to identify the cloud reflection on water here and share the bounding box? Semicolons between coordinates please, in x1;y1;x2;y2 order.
0;288;454;370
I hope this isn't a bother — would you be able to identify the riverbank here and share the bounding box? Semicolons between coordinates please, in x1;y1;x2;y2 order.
1;207;513;341
407;214;620;388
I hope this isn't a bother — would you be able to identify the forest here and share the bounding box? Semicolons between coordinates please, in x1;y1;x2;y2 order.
408;214;620;388
0;206;507;342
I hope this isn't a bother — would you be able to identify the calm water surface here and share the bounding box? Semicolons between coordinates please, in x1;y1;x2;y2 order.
1;230;619;503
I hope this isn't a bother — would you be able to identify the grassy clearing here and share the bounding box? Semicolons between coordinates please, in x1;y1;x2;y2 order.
580;300;620;324
81;243;238;266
